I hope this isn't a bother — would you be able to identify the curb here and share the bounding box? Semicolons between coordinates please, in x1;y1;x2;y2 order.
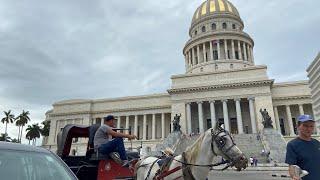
271;174;290;178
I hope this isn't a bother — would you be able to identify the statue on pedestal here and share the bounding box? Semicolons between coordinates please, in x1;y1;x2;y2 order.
260;109;273;128
172;114;181;132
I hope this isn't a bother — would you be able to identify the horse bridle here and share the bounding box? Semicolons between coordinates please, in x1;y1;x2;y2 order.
210;127;242;168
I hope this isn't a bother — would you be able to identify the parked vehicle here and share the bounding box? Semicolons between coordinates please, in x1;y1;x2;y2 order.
56;124;139;180
0;142;78;180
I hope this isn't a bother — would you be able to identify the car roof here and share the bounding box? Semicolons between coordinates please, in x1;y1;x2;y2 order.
0;142;50;154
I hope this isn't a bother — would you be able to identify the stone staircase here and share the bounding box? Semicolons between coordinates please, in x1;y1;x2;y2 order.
233;134;268;163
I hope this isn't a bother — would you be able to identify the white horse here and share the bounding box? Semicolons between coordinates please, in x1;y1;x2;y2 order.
135;124;248;180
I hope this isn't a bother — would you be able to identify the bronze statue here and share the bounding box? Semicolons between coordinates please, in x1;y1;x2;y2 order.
260;109;273;128
172;114;181;132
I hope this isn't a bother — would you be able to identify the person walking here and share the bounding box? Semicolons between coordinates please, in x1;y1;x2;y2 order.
249;157;253;166
285;114;320;180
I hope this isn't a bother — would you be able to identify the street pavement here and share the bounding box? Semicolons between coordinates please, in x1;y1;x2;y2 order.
208;171;290;180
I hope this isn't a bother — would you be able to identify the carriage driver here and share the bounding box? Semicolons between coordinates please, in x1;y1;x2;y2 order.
94;115;137;166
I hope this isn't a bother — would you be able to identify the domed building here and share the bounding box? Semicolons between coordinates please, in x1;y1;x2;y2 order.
42;0;318;155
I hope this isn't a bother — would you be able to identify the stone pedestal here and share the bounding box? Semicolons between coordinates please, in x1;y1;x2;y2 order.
262;128;287;163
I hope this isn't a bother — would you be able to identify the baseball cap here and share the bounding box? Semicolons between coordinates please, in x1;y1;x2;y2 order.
298;114;314;122
104;115;115;121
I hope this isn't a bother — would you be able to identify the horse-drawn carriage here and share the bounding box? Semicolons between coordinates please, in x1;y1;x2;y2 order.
56;124;139;180
57;123;248;180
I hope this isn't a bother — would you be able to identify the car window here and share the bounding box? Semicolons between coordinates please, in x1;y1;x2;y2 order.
0;150;76;180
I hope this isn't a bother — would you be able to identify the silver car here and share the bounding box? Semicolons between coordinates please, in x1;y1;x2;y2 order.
0;142;78;180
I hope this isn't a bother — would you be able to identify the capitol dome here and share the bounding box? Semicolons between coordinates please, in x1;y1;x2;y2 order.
183;0;254;74
192;0;240;25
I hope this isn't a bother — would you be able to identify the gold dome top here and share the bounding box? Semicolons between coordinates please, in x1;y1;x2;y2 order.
192;0;240;23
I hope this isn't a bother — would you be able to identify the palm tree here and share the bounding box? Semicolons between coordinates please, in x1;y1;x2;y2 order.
16;110;30;143
1;110;15;139
26;124;41;145
15;118;23;143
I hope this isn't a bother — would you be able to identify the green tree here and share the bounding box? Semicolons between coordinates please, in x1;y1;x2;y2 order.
11;138;19;143
0;133;12;142
40;120;50;137
1;110;15;139
16;110;30;143
26;123;41;145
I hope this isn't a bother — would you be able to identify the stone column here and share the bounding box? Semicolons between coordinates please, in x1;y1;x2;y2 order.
222;100;230;131
298;104;304;115
248;97;257;133
246;45;250;61
143;114;147;140
235;98;244;134
250;47;254;63
152;114;156;140
217;40;221;59
161;113;165;139
286;105;295;136
231;40;235;59
197;45;200;63
125;116;130;134
210;101;216;129
192;48;196;65
273;106;281;133
224;39;228;59
203;43;207;62
186;103;192;134
188;51;192;66
198;102;204;133
238;41;242;60
134;115;138;137
209;41;213;61
243;43;247;60
117;116;121;128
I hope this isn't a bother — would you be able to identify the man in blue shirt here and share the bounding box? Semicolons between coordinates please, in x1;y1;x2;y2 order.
285;114;320;180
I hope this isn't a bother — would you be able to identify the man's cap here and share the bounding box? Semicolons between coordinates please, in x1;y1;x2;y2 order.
104;115;115;121
298;114;315;122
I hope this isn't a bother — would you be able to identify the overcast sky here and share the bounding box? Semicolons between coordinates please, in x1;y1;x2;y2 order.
0;0;319;144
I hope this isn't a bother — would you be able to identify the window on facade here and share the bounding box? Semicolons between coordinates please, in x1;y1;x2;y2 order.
202;26;206;32
280;119;285;135
96;118;101;125
222;23;227;29
211;23;216;30
195;30;197;35
213;50;218;60
235;51;239;59
232;24;236;29
137;125;140;139
227;50;231;59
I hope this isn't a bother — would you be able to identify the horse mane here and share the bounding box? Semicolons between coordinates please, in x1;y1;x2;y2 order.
184;132;206;164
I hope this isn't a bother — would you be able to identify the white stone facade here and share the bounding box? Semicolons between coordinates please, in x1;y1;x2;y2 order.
307;52;320;131
42;0;318;154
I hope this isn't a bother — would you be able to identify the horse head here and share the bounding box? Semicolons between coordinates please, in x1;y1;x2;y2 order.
211;124;248;171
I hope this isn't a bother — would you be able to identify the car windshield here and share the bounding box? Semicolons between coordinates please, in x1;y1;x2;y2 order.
0;150;76;180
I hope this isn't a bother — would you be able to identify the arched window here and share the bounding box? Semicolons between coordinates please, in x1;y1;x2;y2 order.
211;23;216;30
222;23;227;29
195;30;198;35
202;26;206;32
232;24;236;29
